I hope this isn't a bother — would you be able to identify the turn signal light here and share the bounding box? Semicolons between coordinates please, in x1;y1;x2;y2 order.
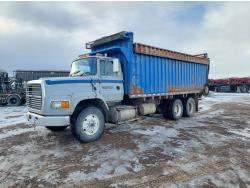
51;101;70;109
61;101;70;108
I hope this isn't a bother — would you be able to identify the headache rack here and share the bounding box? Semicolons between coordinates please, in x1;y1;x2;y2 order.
86;31;130;49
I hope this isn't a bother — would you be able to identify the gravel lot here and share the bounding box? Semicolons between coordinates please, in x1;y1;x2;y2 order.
0;92;249;187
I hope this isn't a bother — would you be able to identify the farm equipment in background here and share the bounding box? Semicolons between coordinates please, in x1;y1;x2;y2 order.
0;70;69;106
0;70;25;106
209;77;250;93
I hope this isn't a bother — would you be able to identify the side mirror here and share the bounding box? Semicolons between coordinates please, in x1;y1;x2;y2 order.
113;59;119;73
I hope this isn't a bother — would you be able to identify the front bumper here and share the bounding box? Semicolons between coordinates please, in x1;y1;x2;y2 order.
26;112;70;127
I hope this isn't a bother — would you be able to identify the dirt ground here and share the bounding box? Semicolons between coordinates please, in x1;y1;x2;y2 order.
0;92;249;188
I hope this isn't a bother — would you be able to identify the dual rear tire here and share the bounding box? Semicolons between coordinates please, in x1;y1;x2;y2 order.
183;97;196;117
162;99;183;120
162;97;195;120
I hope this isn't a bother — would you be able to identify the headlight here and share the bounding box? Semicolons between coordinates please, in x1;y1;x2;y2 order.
50;101;70;109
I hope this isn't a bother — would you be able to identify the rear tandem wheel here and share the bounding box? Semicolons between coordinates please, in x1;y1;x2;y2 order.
162;99;183;120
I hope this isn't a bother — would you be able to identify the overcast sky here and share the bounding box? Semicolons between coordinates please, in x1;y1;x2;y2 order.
0;2;249;78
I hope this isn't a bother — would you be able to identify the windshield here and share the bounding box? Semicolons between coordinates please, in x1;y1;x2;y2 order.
70;58;97;76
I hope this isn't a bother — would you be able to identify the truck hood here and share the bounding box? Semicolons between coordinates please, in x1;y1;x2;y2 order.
39;76;99;86
42;76;97;96
28;76;97;116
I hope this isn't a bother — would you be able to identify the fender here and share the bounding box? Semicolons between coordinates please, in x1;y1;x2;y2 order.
72;96;109;122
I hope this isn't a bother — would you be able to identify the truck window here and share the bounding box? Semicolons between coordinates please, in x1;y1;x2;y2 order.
100;60;114;76
70;58;97;77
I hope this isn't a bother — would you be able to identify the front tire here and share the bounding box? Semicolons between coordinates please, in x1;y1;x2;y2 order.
71;106;105;143
46;126;68;132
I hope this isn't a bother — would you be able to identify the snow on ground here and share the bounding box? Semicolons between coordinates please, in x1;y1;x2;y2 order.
199;92;250;112
107;93;250;187
229;128;250;139
168;165;250;188
0;106;27;127
0;92;249;187
67;145;144;183
0;106;30;141
0;127;34;139
131;126;178;152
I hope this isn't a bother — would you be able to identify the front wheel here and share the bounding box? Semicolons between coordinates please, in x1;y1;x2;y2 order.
71;106;105;143
46;126;68;132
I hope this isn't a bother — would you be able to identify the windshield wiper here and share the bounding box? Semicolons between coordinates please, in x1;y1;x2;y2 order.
71;70;92;77
70;70;80;76
79;72;91;76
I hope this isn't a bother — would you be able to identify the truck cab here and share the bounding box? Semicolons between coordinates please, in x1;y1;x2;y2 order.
26;55;124;142
73;55;124;102
70;55;124;102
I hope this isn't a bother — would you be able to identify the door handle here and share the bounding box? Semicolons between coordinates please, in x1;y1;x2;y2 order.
116;86;120;90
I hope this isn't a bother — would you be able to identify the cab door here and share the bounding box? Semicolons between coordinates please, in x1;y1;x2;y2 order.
99;59;123;102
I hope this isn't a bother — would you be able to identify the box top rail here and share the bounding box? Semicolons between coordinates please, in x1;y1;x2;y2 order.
134;43;209;65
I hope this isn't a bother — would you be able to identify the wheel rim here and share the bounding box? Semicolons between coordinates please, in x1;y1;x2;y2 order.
10;98;17;104
174;102;182;117
188;101;194;114
205;86;209;94
242;87;247;92
82;114;100;136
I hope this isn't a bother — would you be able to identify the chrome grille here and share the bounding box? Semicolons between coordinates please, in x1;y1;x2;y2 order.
26;84;42;110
